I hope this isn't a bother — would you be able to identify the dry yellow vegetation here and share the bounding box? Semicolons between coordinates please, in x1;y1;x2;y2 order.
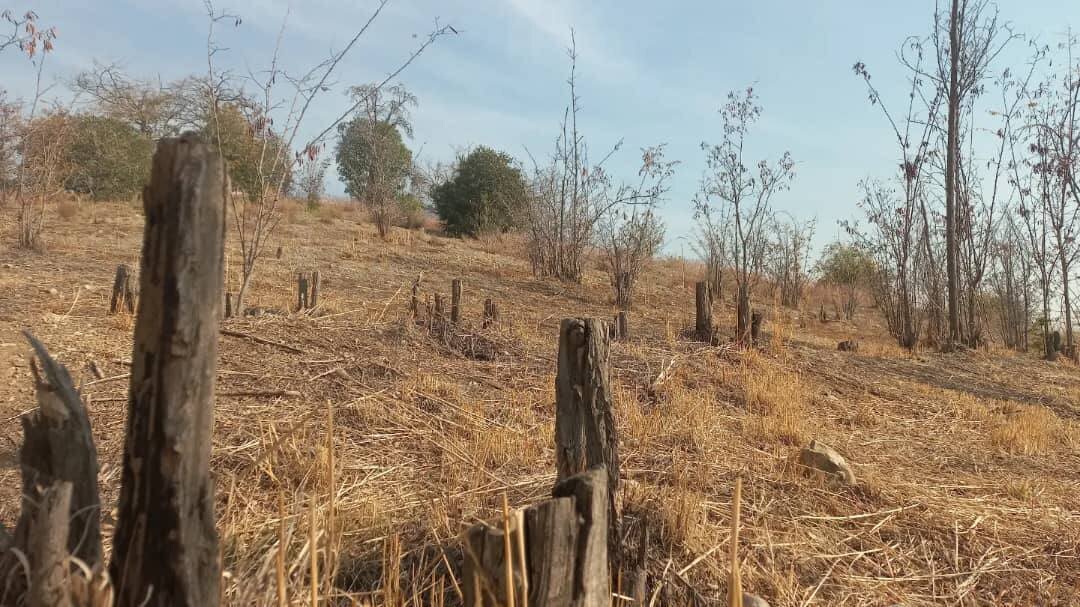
1;200;1078;605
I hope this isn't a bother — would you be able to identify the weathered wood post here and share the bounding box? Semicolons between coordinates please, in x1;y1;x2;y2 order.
310;270;321;309
462;468;610;607
556;318;619;562
110;135;223;606
451;278;463;324
224;292;233;319
695;281;712;339
483;298;499;329
109;263;136;314
297;272;310;311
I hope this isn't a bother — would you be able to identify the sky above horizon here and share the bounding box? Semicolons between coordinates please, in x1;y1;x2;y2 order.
4;0;1080;254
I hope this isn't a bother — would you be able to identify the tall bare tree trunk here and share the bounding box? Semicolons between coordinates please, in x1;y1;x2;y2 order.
1060;248;1074;358
945;0;962;348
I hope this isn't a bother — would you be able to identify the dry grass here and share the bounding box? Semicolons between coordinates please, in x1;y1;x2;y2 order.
0;201;1078;605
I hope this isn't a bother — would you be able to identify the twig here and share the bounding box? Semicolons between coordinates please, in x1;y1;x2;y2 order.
218;390;302;399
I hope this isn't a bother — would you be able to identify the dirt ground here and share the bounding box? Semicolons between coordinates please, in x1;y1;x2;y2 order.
1;200;1078;606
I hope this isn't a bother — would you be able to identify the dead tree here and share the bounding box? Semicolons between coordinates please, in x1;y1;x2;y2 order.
483;298;498;329
463;468;610;607
555;318;619;563
695;281;712;339
451;278;462;324
297;272;310;311
109;264;136;315
110;136;224;607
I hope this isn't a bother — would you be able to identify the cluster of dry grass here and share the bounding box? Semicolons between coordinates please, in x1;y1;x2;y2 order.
0;200;1078;605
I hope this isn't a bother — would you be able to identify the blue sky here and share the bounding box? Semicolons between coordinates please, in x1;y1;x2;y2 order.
3;0;1079;253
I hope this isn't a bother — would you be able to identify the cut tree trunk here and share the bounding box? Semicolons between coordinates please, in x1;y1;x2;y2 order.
614;311;629;341
483;298;499;329
310;270;321;309
463;467;610;607
451;278;462;324
297;272;310;311
555;318;619;564
109;264;136;315
110;135;224;607
736;283;751;345
695;281;712;339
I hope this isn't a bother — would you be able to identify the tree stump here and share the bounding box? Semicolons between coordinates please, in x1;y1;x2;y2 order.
463;468;610;607
614;311;629;341
276;245;283;259
224;292;233;319
837;339;859;352
410;274;423;318
109;263;136;315
310;270;321;309
110;135;223;607
695;281;712;339
451;278;463;324
555;319;619;561
751;310;764;344
0;333;105;604
483;298;499;329
434;293;445;320
297;272;310;311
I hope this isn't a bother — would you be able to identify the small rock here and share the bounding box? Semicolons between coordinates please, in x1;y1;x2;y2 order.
837;339;859;352
83;284;95;292
47;288;59;296
743;593;771;607
2;263;12;269
798;440;856;485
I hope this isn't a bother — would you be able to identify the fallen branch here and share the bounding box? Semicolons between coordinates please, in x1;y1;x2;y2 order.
220;329;305;354
218;390;302;399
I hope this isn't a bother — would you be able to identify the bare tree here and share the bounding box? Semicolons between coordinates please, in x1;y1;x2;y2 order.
598;145;676;310
524;31;660;283
767;213;816;308
202;0;455;311
930;0;1015;346
696;87;795;343
846;179;922;347
0;9;55;56
988;216;1031;350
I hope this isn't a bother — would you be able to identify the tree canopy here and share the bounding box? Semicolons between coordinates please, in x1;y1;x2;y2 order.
64;115;152;200
335;118;413;204
433;146;527;237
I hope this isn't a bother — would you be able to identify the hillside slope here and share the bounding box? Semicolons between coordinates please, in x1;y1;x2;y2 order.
1;202;1078;606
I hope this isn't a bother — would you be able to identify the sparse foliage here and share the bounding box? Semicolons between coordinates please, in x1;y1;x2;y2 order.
696;87;795;343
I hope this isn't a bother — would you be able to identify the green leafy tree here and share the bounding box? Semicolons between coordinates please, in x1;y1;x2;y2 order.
63;115;152;200
816;242;875;320
433;146;527;237
205;103;291;200
335;84;416;238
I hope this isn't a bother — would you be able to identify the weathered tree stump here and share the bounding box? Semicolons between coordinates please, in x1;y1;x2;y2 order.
310;270;321;309
451;278;463;324
837;339;859;352
110;135;223;607
410;274;423;318
463;468;610;607
614;311;629;341
434;293;445;320
483;298;499;329
224;292;233;319
751;310;764;344
109;263;136;315
276;245;283;259
555;318;619;562
0;333;105;604
695;281;712;339
297;272;310;311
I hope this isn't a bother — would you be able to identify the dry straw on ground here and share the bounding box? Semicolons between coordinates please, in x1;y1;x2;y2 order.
0;201;1078;605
